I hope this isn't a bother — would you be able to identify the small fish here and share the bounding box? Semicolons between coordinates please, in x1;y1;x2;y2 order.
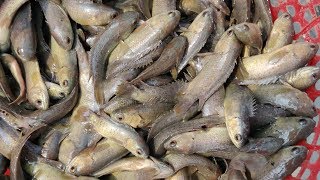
179;0;203;15
0;54;26;104
177;8;214;73
92;156;174;178
90;11;139;105
115;0;151;19
152;0;176;16
44;81;66;100
202;86;225;117
107;10;180;76
207;6;226;51
263;12;294;53
62;0;118;26
248;84;316;117
151;115;224;156
51;36;78;95
252;116;315;146
230;0;251;25
0;0;29;52
110;102;173;128
88;111;149;158
165;167;189;180
39;0;74;50
237;42;318;84
66;138;128;176
0;58;15;102
0;155;8;175
252;0;273;41
144;75;174;86
104;95;138;114
224;82;255;148
131;36;187;84
280;66;320;90
163;153;221;179
249;104;291;129
233;22;263;51
174;28;242;115
40;129;68;160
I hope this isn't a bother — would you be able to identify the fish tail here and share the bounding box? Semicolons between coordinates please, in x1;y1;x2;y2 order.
174;99;195;116
94;82;105;105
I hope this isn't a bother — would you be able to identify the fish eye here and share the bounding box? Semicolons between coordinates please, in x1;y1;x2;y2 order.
69;166;76;173
201;125;207;130
298;118;307;125
59;92;66;98
168;12;175;17
111;13;117;19
312;73;318;79
227;30;233;36
270;161;275;166
283;13;290;19
62;80;69;87
136;148;143;155
242;24;249;31
117;115;123;121
202;11;209;17
65;37;71;44
36;100;42;106
216;8;221;12
234;134;242;141
291;147;300;155
169;140;177;147
310;44;317;49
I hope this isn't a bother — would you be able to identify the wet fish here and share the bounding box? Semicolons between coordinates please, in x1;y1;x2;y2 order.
90;11;139;105
39;0;74;50
233;22;263;51
174;28;242;115
248;84;316;117
249;104;291;129
177;8;214;73
0;58;15;102
280;66;320;90
179;0;202;15
0;54;26;104
131;36;187;84
237;42;318;84
0;0;29;52
144;75;174;86
107;10;180;76
51;36;78;95
252;0;273;41
230;0;251;25
202;86;225;117
88;111;149;158
207;6;226;51
224;83;254;148
263;12;294;53
152;0;176;16
166;167;189;180
252;116;315;146
151;115;224;156
104;95;137;114
44;81;66;100
62;0;118;26
115;0;151;19
92;156;174;178
66;138;128;176
40;129;68;160
110;102;173;128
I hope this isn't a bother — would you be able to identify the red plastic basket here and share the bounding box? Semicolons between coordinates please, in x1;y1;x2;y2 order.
269;0;320;179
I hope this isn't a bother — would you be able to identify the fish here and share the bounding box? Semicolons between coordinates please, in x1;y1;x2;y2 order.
207;6;226;51
144;75;174;86
62;0;118;26
115;0;151;19
107;10;180;76
163;153;221;179
92;156;174;178
280;66;320;90
263;12;294;53
50;36;78;95
249;104;291;129
152;0;176;16
224;82;255;148
248;84;316;117
202;86;225;117
0;58;15;102
237;42;318;84
233;22;263;51
0;155;8;174
0;119;20;159
40;129;68;160
131;36;187;84
39;0;74;50
252;0;273;41
44;81;66;100
230;0;251;25
88;111;149;158
104;95;138;114
110;102;173;128
252;116;315;146
90;11;139;105
177;8;214;73
0;54;26;104
0;0;29;52
151;115;224;156
66;138;128;176
174;28;242;115
165;167;189;180
178;0;203;15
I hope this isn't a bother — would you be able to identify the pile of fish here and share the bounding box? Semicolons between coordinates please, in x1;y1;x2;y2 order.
0;0;319;179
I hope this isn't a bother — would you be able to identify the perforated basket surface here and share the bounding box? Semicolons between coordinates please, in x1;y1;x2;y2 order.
269;0;320;179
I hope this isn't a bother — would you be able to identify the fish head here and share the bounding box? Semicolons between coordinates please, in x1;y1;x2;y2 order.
66;154;92;176
57;67;77;96
226;117;249;148
117;11;140;39
164;135;193;154
28;87;49;110
148;10;181;35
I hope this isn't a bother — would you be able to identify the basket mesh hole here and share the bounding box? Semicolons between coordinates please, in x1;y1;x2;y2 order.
293;22;302;33
286;5;296;16
301;168;311;179
304;10;313;22
270;0;279;7
298;0;308;6
309;27;318;39
316;135;320;145
313;115;319;126
314;97;320;108
310;151;319;164
306;132;315;144
317;171;320;180
315;80;320;90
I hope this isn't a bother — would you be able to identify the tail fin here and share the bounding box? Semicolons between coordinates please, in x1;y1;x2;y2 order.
94;82;105;106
